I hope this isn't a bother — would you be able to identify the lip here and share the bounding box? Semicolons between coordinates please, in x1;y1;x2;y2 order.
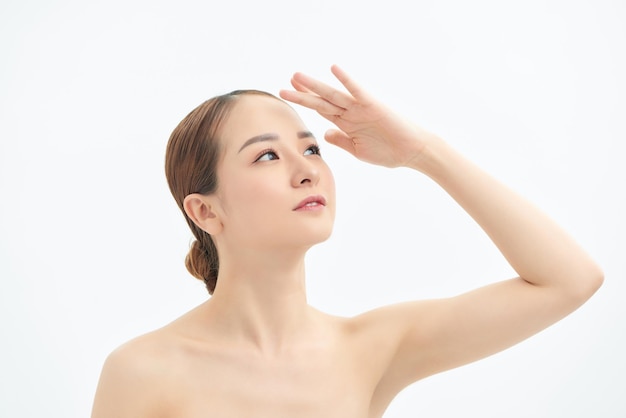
293;195;327;211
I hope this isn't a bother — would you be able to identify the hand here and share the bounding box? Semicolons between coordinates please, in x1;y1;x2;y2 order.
279;65;438;169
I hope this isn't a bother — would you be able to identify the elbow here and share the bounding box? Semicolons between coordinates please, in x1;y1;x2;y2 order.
571;263;604;305
589;265;605;295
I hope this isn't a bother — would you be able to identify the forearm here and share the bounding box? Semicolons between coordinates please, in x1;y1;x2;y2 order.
410;136;603;297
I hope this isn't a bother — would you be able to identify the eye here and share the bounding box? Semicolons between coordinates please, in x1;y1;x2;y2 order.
304;144;321;156
254;149;279;162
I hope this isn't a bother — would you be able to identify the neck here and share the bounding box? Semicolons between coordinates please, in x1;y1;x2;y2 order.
205;247;314;354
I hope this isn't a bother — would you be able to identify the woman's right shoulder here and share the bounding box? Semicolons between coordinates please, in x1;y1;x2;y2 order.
105;329;173;373
91;329;184;418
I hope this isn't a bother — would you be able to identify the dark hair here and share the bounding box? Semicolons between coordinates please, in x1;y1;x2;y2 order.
165;90;277;294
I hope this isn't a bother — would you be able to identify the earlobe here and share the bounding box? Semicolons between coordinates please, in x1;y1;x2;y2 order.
183;194;223;235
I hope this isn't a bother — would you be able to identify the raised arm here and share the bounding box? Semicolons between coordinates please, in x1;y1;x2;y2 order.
280;66;603;398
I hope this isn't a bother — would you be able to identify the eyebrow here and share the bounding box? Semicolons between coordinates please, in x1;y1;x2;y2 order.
237;131;314;153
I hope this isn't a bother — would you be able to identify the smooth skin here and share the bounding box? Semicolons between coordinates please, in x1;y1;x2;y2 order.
91;65;603;418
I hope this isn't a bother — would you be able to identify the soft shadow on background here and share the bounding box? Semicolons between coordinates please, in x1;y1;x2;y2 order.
1;1;624;417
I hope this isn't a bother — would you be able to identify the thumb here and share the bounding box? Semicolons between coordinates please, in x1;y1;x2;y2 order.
324;129;356;156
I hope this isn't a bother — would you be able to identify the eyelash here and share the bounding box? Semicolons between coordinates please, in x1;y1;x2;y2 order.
254;144;321;162
305;144;321;156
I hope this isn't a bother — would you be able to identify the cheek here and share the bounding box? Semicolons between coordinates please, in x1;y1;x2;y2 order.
321;164;337;218
322;164;336;195
220;173;285;220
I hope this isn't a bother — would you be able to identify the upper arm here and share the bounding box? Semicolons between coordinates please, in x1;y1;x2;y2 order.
91;342;169;418
368;276;599;402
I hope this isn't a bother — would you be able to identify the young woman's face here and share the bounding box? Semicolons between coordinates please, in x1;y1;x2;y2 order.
213;94;336;252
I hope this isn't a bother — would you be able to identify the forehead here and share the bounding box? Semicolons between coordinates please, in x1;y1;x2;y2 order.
220;94;306;148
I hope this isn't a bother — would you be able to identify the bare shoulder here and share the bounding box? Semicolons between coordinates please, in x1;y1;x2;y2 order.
104;328;182;381
91;328;183;418
344;300;433;345
344;300;435;357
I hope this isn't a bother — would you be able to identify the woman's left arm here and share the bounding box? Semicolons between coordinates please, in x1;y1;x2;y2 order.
280;66;603;391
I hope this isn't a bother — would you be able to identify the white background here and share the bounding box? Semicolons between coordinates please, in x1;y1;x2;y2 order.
1;0;624;417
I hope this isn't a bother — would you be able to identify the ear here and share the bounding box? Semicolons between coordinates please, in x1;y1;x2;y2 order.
183;193;223;235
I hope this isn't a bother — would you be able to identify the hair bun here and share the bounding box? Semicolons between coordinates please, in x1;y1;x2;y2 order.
185;238;218;294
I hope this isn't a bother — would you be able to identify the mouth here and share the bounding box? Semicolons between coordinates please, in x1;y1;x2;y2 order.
293;195;327;211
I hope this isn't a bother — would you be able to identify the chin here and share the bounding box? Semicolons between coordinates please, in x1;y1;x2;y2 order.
255;215;335;249
302;223;334;246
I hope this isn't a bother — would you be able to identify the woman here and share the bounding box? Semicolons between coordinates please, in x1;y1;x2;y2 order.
91;65;603;417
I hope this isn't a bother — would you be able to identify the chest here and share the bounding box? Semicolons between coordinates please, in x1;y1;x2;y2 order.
168;346;376;418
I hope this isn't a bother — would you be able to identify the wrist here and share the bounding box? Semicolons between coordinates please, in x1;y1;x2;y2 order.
403;132;451;176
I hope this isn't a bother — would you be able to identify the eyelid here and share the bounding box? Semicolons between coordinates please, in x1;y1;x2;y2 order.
252;143;321;163
253;148;278;162
306;143;322;156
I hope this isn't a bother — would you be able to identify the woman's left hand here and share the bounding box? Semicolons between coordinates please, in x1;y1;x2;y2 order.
279;65;438;169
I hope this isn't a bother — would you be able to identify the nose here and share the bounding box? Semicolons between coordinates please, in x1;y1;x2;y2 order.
291;157;320;187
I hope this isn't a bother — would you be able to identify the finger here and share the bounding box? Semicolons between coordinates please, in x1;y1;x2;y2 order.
279;89;345;117
290;77;313;94
324;129;356;156
291;72;354;109
330;64;370;103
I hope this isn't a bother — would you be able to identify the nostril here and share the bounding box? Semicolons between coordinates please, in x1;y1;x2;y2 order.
300;178;311;184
